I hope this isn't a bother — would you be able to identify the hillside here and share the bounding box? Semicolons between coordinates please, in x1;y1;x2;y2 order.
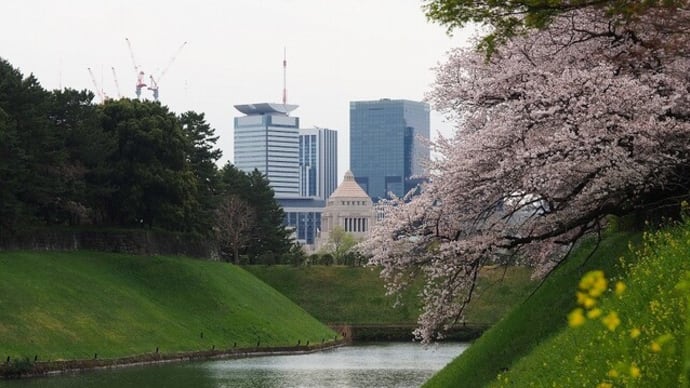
245;265;537;326
0;251;336;361
426;220;690;387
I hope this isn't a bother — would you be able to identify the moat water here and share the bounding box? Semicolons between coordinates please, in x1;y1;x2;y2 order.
0;342;468;388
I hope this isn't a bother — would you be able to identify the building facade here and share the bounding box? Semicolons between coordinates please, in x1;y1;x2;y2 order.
299;127;338;200
316;170;375;250
233;103;300;198
349;99;430;201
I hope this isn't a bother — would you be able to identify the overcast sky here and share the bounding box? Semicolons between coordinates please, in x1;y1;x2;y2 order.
1;0;475;179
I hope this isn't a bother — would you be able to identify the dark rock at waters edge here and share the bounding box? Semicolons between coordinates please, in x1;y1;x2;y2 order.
0;341;346;379
0;228;219;260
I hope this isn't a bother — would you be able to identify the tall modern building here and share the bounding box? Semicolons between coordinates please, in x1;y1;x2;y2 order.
299;127;338;200
280;127;338;248
233;103;300;198
350;99;430;200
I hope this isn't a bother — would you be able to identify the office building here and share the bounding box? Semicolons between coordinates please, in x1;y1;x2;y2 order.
349;98;430;201
280;127;338;248
299;127;338;200
233;103;300;198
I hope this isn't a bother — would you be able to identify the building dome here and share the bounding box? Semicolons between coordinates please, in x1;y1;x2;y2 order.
316;171;375;251
329;170;369;199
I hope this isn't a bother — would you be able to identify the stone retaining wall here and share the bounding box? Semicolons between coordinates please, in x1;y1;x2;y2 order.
0;229;219;259
1;340;346;379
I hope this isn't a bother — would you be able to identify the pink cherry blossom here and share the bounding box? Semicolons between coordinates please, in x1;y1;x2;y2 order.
362;6;690;342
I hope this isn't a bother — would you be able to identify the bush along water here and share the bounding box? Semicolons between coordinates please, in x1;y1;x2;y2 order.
495;217;690;387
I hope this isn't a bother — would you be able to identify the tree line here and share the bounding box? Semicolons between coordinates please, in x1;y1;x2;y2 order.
0;58;293;263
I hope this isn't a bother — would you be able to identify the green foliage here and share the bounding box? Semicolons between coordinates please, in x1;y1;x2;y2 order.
427;221;690;387
179;111;222;233
246;265;536;325
0;251;336;360
219;164;293;263
425;232;639;387
100;99;198;230
321;226;357;265
0;58;293;259
422;0;687;55
490;222;690;387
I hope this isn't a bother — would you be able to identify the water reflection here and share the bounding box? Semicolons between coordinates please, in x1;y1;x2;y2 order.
0;342;467;388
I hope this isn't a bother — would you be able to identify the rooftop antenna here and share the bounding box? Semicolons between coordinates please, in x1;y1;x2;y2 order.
282;47;287;105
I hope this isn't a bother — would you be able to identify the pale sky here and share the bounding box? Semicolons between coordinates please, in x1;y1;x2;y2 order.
0;0;475;179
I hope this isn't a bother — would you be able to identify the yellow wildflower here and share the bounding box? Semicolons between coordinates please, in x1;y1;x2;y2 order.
607;369;619;378
615;281;626;296
630;364;641;378
597;383;613;388
587;308;602;319
650;341;661;353
579;270;608;298
568;308;586;328
602;312;621;331
629;328;641;339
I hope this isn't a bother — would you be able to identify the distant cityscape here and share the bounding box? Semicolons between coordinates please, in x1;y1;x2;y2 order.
232;98;430;250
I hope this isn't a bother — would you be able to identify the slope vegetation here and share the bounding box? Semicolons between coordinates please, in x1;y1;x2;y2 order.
0;251;336;361
245;265;536;326
427;220;690;387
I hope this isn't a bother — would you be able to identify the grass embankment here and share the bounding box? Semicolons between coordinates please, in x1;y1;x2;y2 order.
426;220;690;387
0;251;336;361
245;265;537;326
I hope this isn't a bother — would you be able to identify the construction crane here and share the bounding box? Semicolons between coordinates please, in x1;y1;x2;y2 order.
125;37;146;98
148;41;187;101
87;67;106;104
111;67;122;99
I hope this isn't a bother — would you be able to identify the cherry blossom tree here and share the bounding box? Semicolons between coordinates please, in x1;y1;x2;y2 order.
363;5;690;342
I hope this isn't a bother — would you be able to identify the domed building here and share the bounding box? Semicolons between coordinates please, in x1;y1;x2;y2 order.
316;170;375;250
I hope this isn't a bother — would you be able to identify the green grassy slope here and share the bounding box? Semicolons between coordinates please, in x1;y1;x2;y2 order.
245;265;536;326
427;221;690;387
0;251;336;361
425;232;640;387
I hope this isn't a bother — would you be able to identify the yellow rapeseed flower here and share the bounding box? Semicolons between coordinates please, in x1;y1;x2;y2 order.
568;308;586;328
629;328;641;339
650;341;661;353
579;270;606;293
602;312;621;331
587;308;602;319
615;281;626;296
589;275;608;298
630;364;641;378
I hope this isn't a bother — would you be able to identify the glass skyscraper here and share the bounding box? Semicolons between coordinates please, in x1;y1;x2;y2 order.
299;127;338;200
233;103;300;198
349;99;430;200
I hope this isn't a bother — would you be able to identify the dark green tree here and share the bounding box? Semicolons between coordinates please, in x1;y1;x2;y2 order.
100;99;197;230
179;111;222;234
245;169;291;263
0;58;66;231
218;164;292;262
47;88;112;225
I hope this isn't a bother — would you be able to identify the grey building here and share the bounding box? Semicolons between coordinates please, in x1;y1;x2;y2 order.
233;103;300;198
299;127;338;200
349;98;430;200
281;127;338;249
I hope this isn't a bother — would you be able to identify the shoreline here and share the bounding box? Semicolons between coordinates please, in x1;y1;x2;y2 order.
1;340;346;379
